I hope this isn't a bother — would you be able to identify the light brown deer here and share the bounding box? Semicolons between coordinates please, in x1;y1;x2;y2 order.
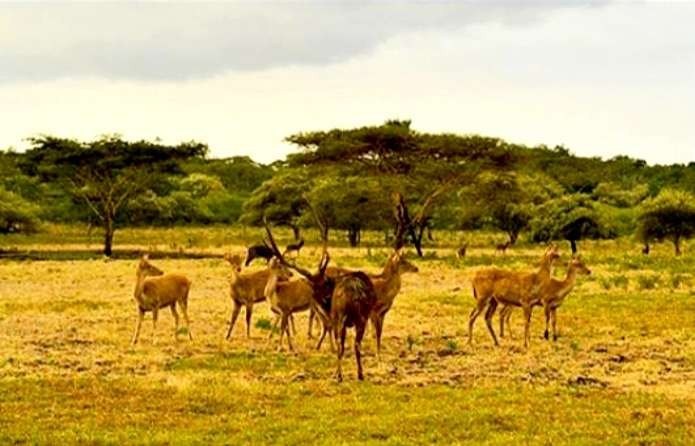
131;255;192;345
498;255;591;341
264;208;378;381
369;250;418;361
223;253;293;340
264;258;314;351
469;244;560;348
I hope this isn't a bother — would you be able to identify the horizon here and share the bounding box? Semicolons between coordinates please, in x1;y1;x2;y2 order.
1;1;694;165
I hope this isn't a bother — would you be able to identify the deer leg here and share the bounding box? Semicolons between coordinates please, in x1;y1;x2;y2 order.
226;302;242;340
336;323;347;382
245;303;253;338
151;306;159;345
289;313;297;336
499;305;511;338
131;308;145;345
505;307;514;339
484;300;500;346
268;308;280;340
355;322;367;381
543;303;552;341
522;305;533;348
468;298;488;345
170;304;180;340
373;314;385;362
307;309;315;339
551;308;558;341
180;301;193;340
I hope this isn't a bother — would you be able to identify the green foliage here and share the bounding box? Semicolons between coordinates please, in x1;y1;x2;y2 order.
304;176;394;246
637;189;695;255
593;182;649;208
0;187;40;234
636;274;660;290
240;170;311;237
530;194;614;252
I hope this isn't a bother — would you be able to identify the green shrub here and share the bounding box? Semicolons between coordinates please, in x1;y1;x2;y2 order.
636;274;660;290
0;187;40;234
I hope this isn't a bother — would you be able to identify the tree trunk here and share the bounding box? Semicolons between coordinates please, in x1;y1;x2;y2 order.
569;239;577;255
347;228;360;247
410;224;425;257
103;216;114;257
674;235;681;256
290;224;301;241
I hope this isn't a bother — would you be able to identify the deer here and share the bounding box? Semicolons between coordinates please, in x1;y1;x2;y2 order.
263;257;315;351
284;238;305;257
456;243;468;259
263;205;378;382
369;251;418;361
243;242;275;266
223;253;294;340
498;255;591;342
495;241;511;255
131;254;192;345
469;244;560;348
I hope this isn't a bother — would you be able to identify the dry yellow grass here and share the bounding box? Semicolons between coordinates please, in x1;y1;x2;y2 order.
1;236;695;444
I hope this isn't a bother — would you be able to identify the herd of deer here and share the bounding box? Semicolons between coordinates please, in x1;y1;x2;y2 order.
131;220;591;381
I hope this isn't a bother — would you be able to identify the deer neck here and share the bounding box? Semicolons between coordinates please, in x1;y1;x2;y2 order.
380;264;403;300
555;267;579;297
134;272;147;301
264;270;279;303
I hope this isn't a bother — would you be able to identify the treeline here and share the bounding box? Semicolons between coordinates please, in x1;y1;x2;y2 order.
1;122;695;256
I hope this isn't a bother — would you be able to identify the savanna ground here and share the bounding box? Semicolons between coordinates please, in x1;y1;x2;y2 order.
1;225;695;445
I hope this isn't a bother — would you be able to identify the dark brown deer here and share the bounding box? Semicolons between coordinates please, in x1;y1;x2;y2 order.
456;243;468;259
244;242;274;266
263;205;378;381
495;241;511;255
284;238;305;257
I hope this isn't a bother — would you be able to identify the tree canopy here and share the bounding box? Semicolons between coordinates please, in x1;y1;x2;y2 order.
637;189;695;256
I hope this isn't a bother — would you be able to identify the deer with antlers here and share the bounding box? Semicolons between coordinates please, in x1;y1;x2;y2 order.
498;255;591;342
263;202;378;381
131;254;192;345
469;244;560;348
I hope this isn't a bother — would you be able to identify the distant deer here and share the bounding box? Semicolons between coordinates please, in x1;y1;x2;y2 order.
131;254;192;345
244;242;274;266
498;256;591;341
264;207;378;381
284;238;305;257
223;253;292;340
642;242;650;255
456;243;468;259
495;241;511;255
264;258;314;351
469;244;560;348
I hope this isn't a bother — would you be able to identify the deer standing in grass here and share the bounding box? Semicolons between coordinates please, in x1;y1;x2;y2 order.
224;253;293;340
498;255;591;341
322;250;418;360
131;255;192;345
496;241;511;255
469;244;560;348
264;258;314;351
264;208;378;381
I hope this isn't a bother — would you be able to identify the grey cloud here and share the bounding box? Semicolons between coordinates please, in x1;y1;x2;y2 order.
0;1;598;82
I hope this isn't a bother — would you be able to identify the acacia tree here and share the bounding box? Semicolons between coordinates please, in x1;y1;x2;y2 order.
239;170;311;240
637;189;695;256
21;135;207;256
304;176;393;246
285;120;514;256
529;194;612;254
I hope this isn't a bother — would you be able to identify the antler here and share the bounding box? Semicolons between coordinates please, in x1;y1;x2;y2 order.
302;195;331;276
263;216;314;280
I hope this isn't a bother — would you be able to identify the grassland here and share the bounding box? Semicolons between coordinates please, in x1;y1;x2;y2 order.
1;226;695;444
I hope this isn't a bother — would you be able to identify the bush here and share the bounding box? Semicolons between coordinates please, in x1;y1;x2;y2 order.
0;187;40;234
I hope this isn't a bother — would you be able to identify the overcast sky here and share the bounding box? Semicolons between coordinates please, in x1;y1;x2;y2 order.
1;1;693;165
